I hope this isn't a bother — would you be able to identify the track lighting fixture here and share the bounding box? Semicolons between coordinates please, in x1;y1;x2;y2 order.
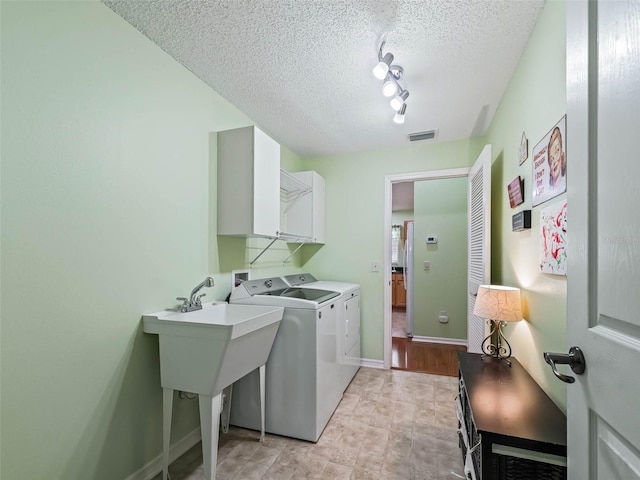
393;104;407;124
373;40;409;123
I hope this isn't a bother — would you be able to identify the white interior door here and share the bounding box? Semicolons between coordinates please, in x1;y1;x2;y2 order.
565;1;640;478
467;145;491;354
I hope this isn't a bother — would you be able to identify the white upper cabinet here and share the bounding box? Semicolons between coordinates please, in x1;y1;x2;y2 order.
281;170;325;244
217;126;281;238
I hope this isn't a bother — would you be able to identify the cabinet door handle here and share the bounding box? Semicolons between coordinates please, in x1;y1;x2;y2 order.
543;346;586;383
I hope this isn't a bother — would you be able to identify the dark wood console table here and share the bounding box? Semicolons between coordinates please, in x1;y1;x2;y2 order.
456;352;567;480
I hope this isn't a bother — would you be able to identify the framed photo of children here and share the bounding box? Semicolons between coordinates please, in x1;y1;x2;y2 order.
532;115;567;207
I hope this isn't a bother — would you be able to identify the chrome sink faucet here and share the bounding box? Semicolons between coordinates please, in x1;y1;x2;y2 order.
177;277;214;312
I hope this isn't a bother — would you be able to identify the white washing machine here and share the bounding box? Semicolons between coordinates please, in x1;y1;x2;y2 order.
283;273;361;392
229;277;343;442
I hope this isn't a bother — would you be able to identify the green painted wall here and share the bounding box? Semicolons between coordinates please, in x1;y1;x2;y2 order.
484;0;567;410
0;2;303;479
412;177;468;339
301;141;481;361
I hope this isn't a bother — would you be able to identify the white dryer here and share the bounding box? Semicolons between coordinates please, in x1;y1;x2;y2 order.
283;273;361;391
229;277;342;442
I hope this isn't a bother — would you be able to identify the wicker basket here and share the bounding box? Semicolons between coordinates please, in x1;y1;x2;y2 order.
491;454;567;480
459;389;481;479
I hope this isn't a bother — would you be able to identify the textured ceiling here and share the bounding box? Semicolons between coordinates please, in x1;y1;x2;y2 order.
103;0;545;157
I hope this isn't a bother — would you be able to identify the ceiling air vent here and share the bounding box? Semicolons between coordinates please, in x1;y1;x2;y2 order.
408;129;438;142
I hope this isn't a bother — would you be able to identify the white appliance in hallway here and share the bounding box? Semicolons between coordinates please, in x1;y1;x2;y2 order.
228;277;343;442
283;273;361;391
403;221;414;337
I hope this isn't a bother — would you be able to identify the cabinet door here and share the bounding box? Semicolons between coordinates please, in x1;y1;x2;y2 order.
310;172;325;243
252;127;281;236
217;126;280;237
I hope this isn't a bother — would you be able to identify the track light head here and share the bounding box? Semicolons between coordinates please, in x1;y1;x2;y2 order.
393;104;407;124
382;76;398;97
373;52;394;80
390;90;409;111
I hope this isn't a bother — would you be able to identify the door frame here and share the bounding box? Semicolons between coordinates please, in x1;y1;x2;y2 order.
383;167;470;369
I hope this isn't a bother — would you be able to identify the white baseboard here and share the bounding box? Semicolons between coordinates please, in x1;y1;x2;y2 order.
411;335;467;346
360;358;385;369
123;427;201;480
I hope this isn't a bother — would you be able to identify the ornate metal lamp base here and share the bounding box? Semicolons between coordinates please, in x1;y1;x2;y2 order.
481;319;512;366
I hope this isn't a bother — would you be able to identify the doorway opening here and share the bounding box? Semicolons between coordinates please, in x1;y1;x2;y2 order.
383;168;470;374
390;186;413;339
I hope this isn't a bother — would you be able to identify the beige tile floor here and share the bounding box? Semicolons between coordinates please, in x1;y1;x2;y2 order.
154;367;464;480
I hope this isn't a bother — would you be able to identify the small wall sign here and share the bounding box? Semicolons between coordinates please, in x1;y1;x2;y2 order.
512;210;532;231
519;132;529;165
508;176;525;208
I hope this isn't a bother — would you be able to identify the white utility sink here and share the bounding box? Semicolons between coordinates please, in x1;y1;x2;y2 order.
143;302;284;480
143;303;284;395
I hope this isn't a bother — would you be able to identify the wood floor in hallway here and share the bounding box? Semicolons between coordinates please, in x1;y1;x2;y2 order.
391;338;466;377
391;307;466;377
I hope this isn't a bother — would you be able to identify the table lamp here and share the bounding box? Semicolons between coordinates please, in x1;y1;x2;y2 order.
473;285;523;365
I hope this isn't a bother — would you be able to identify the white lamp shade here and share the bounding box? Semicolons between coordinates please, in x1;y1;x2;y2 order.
390;90;409;111
373;52;394;80
382;80;398;97
393;104;406;124
473;285;523;322
390;95;403;111
373;62;390;80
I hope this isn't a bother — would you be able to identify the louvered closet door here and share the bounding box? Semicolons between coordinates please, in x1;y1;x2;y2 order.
467;145;491;353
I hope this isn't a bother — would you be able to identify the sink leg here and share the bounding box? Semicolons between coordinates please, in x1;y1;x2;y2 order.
199;393;222;480
259;364;266;443
162;388;174;480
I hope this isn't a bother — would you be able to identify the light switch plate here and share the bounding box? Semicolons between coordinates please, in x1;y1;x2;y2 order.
371;261;379;272
424;261;430;271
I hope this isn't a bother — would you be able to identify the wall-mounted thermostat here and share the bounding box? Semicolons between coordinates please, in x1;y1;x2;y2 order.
426;236;438;244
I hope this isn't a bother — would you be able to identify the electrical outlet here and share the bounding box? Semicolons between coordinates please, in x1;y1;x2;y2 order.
371;261;379;272
424;261;430;271
438;310;449;323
